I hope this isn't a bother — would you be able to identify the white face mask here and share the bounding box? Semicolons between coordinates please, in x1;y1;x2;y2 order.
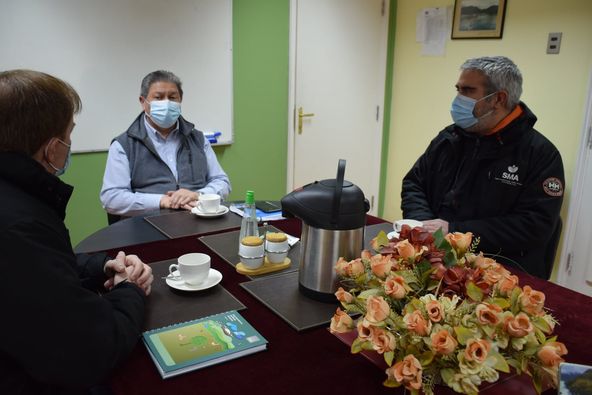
45;138;71;176
145;99;181;128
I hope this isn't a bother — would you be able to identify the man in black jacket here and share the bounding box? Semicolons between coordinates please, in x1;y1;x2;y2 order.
401;56;564;279
0;70;153;394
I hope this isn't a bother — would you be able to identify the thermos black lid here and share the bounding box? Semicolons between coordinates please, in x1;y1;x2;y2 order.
281;160;369;230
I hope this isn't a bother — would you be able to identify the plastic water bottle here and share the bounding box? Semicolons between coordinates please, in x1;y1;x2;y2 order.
239;190;259;243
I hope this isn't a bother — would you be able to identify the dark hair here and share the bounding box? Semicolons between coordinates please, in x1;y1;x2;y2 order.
140;70;183;99
0;69;81;155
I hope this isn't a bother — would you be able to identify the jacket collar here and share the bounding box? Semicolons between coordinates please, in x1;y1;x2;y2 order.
0;151;73;220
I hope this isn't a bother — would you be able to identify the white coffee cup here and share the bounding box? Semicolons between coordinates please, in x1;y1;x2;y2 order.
169;253;211;285
197;194;221;213
394;219;424;232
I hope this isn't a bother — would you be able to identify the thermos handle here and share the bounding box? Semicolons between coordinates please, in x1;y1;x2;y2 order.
331;159;346;225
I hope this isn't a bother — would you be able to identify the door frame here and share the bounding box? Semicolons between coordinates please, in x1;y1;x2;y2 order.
286;0;391;206
556;68;592;286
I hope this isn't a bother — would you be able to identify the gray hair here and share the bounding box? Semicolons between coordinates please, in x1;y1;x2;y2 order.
460;56;522;109
140;70;183;98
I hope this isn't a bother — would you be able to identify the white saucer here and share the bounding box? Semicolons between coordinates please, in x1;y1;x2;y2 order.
387;231;399;240
191;205;229;218
165;268;222;291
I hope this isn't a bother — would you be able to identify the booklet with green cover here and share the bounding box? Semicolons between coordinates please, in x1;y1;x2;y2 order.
143;310;268;379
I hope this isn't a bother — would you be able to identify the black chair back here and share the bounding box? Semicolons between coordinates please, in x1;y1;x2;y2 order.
543;218;562;280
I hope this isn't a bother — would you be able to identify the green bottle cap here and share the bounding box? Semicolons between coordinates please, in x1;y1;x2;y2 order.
245;190;255;204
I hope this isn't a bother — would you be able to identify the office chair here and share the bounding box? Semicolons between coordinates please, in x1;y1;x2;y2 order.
107;213;121;225
542;218;562;280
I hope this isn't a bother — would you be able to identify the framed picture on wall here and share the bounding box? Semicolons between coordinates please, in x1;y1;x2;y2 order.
451;0;507;39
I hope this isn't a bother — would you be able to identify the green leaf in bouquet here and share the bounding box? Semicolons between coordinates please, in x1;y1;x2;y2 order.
489;297;511;309
443;250;457;268
481;324;496;338
384;351;394;366
359;288;382;299
351;337;364;354
465;281;483;302
433;228;449;250
487;350;510;373
374;230;390;250
383;377;402;388
419;351;435;366
534;327;547;345
453;326;474;346
510;287;522;314
507;358;523;373
531;316;552;334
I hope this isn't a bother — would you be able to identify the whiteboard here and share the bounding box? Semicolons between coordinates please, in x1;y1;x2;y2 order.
0;0;233;151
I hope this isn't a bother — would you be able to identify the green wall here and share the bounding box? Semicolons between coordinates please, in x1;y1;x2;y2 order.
63;0;290;246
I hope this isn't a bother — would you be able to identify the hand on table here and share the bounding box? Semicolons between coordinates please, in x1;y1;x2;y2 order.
104;251;154;295
167;189;199;209
421;219;449;235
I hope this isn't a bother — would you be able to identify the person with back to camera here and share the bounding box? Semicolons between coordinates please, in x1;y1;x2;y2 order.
100;70;231;218
0;69;153;394
401;56;564;279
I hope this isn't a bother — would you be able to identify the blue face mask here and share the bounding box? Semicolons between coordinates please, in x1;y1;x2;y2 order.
450;92;496;129
46;138;71;176
146;99;181;129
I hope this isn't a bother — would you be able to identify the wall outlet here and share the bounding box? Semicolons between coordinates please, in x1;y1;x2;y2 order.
547;32;562;54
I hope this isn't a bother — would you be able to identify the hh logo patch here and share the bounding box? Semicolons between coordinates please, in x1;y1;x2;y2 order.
543;177;563;197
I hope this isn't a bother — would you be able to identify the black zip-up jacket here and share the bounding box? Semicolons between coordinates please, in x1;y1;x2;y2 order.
0;152;146;394
402;102;564;279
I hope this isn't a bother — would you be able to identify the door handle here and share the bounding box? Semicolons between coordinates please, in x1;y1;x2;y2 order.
297;107;315;134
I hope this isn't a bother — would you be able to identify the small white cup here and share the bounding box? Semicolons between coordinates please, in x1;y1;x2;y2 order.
394;219;424;232
197;194;221;213
239;237;265;269
169;253;211;285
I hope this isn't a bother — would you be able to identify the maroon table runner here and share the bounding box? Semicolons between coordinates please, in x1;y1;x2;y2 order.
106;216;590;394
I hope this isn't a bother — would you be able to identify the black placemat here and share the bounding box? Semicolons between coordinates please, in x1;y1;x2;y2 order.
144;258;246;331
144;209;242;239
240;271;338;331
199;225;300;279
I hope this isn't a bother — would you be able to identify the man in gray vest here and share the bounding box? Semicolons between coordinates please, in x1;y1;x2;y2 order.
100;70;231;217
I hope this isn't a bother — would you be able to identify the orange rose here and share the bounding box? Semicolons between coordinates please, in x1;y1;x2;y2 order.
537;342;568;368
365;295;390;323
426;300;444;322
464;338;491;364
361;249;373;260
371;327;397;354
474;254;498;270
431;329;458;355
445;232;473;255
386;354;423;390
496;274;520;296
395;239;416;260
475;302;502;326
329;308;353;334
334;257;348;276
356;319;375;341
403;310;432;336
482;263;509;285
370;254;393;278
334;287;354;303
520;285;546;315
336;257;365;278
503;312;534;337
384;275;408;299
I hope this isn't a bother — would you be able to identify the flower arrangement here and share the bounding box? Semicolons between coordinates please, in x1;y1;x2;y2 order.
329;225;567;395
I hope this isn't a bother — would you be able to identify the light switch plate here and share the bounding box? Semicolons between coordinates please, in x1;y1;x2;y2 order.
547;32;562;54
